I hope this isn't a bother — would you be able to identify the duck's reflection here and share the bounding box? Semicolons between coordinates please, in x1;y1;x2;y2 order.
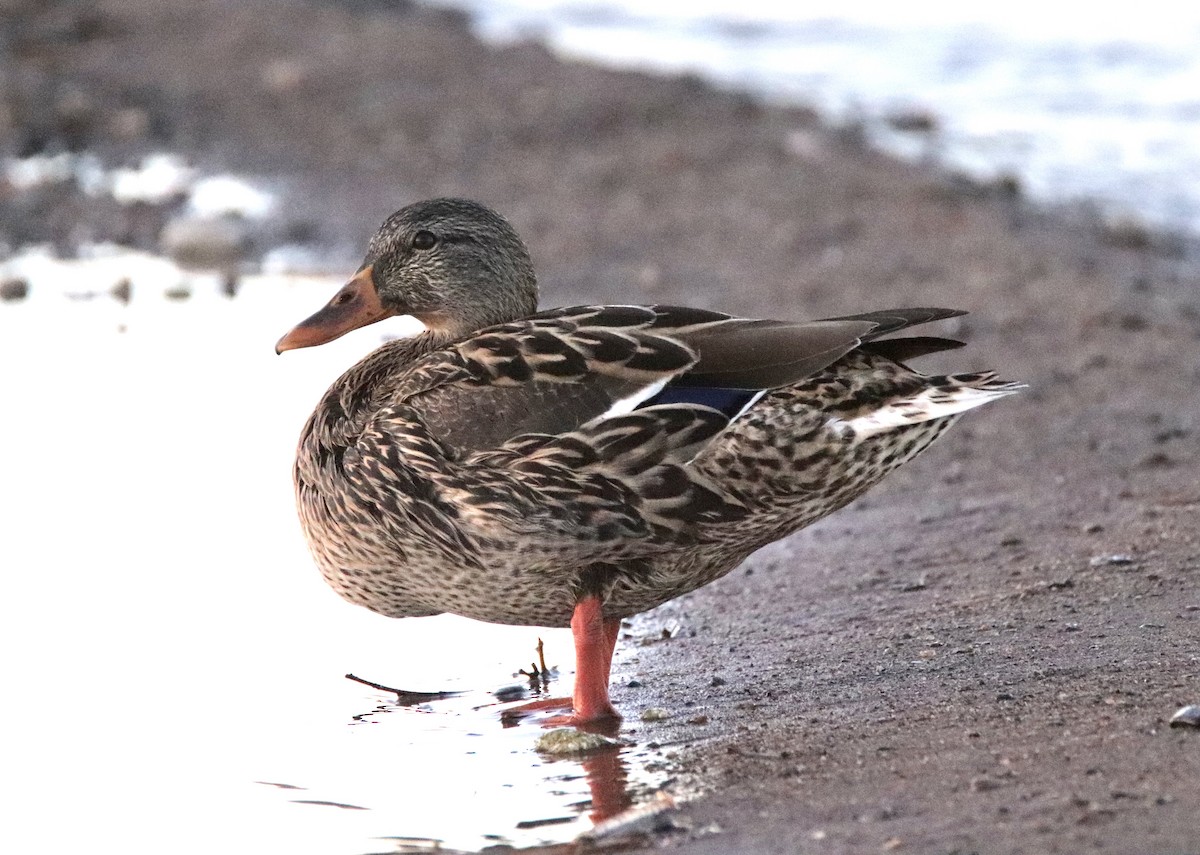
498;694;636;822
534;715;633;822
574;742;634;822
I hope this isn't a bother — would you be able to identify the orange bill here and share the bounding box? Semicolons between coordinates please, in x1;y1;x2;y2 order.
275;265;392;353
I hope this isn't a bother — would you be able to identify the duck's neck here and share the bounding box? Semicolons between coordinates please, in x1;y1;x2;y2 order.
425;290;538;340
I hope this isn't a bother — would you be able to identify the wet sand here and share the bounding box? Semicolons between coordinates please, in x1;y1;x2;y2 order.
4;1;1198;851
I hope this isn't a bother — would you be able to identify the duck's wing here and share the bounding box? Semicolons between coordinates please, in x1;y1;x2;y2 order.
394;305;895;457
354;304;966;554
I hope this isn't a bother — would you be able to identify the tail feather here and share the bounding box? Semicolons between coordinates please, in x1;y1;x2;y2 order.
837;372;1023;439
858;335;965;363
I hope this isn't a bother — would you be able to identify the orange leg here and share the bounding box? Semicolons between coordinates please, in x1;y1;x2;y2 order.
503;595;623;726
569;595;622;723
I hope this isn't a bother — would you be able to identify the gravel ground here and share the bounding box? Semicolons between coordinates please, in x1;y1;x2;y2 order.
4;1;1197;852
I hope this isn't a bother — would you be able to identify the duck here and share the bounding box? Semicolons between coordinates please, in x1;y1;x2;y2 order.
276;198;1020;725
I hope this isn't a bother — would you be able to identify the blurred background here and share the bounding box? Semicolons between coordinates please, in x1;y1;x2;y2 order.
2;2;1197;854
3;0;1198;287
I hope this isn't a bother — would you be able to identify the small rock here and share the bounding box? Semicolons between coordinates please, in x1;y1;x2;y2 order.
686;714;710;725
1090;554;1134;567
261;59;307;94
111;278;131;305
993;173;1022;199
161;214;250;272
1168;705;1200;729
1101;216;1153;250
492;684;526;703
1139;451;1175;468
884;107;938;133
535;728;618;755
108;106;151;141
0;278;29;302
640;708;670;722
710;676;726;687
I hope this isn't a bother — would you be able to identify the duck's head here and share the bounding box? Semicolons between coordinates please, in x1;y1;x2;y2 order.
276;198;538;353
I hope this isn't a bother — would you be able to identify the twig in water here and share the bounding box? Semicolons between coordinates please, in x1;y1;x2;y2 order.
344;673;461;705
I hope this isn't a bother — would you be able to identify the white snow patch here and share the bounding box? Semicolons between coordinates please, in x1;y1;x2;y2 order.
110;153;195;204
3;152;76;190
188;174;276;219
1;243;184;301
3;150;277;223
2;151;108;196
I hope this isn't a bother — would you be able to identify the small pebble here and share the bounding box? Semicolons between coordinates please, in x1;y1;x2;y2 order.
640;708;670;722
161;213;250;271
0;278;29;302
111;278;132;304
492;684;526;703
711;676;726;687
1168;705;1200;729
1090;554;1134;567
535;728;618;755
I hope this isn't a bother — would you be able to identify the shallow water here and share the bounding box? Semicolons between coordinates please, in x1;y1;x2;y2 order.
0;261;673;853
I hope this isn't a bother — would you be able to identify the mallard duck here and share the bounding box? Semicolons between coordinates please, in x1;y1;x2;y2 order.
277;198;1019;724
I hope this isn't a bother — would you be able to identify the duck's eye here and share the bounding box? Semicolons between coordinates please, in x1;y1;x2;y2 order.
412;230;438;251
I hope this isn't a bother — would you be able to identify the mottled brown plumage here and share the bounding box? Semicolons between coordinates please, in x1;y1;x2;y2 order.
278;198;1020;722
